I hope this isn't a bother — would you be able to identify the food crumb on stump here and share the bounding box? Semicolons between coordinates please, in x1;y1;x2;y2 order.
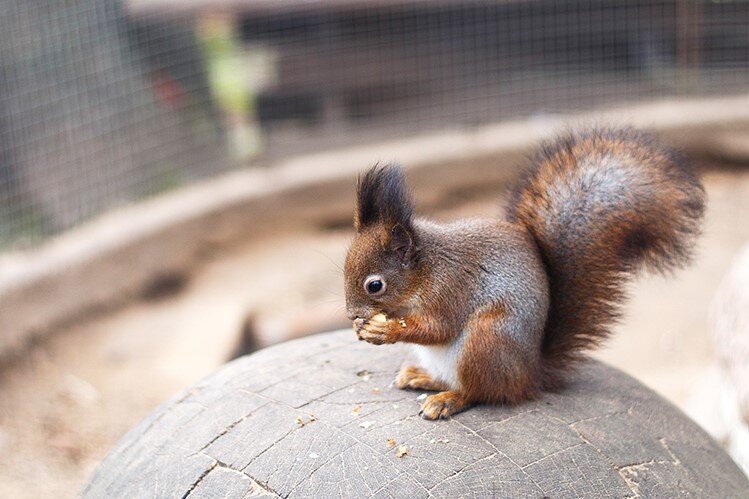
295;415;316;427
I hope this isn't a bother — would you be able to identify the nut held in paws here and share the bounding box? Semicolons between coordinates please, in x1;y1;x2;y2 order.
370;312;388;324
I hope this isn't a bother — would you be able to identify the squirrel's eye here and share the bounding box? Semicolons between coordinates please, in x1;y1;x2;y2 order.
364;275;386;296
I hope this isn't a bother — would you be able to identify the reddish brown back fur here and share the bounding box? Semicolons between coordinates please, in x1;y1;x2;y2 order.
506;128;705;390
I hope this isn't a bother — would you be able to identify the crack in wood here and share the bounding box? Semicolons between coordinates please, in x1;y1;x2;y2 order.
295;379;366;409
657;437;682;466
452;419;546;495
615;460;662;499
193;403;271;456
568;409;632;426
234;389;431;495
181;461;217;499
521;443;584;469
199;455;282;498
427;452;498;492
545;411;666;498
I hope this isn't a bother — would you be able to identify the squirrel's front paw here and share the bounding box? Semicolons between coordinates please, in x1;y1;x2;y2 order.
355;314;403;345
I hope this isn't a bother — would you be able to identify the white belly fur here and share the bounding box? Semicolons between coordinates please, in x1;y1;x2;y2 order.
412;342;460;389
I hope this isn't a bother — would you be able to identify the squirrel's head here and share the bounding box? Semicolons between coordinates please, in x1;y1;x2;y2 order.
344;165;421;321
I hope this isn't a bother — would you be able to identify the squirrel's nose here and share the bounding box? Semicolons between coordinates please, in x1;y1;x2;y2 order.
346;306;374;321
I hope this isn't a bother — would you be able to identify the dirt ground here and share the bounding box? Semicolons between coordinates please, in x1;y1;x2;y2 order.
0;164;748;497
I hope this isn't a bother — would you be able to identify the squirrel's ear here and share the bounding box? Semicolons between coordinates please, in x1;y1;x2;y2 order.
389;223;417;266
354;164;413;232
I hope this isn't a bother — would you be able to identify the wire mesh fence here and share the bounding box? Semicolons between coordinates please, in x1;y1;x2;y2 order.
1;0;748;249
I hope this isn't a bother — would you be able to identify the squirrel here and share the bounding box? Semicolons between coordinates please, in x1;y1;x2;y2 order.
344;127;705;420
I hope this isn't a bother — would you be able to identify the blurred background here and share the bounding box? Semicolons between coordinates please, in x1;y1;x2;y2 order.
0;0;747;496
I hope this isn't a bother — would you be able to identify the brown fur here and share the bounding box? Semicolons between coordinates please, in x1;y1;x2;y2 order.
344;223;427;324
506;128;705;389
457;304;540;404
345;127;705;419
399;313;461;345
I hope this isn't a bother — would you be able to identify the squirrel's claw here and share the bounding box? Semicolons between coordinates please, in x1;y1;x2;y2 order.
357;329;392;345
420;391;471;420
352;317;366;333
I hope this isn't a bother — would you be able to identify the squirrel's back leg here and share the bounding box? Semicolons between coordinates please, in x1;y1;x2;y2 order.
456;303;542;406
420;305;541;419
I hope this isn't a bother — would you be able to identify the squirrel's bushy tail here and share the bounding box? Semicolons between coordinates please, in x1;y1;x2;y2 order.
506;127;705;390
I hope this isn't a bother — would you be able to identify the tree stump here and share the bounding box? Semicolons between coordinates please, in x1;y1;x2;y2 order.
83;330;749;498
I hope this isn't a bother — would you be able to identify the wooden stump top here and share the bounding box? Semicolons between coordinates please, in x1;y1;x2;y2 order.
84;330;749;498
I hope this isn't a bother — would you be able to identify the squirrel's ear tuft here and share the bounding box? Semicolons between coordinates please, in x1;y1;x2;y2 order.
354;164;414;232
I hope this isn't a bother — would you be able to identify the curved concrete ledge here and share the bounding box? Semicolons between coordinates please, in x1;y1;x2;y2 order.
83;330;749;497
2;95;749;360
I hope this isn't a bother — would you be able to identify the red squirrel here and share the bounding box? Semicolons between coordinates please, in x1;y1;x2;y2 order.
344;127;705;420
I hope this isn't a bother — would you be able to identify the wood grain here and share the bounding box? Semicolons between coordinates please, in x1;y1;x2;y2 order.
83;330;749;498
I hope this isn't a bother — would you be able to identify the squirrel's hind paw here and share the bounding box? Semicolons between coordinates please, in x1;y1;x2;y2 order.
419;391;471;420
395;365;449;391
